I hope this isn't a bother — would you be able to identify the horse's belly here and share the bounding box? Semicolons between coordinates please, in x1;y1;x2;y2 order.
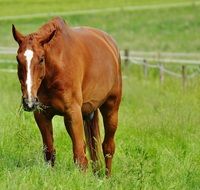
81;97;105;115
80;28;120;114
82;69;116;114
82;85;110;114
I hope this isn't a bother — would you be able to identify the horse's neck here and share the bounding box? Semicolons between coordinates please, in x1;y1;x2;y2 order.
41;30;74;89
44;60;58;85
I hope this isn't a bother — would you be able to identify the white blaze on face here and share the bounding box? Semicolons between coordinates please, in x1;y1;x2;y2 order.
24;49;33;106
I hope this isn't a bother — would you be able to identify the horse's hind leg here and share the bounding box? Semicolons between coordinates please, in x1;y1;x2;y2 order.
84;111;102;174
34;111;55;166
100;95;121;176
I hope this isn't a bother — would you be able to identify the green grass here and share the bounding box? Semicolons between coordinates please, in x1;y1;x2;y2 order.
0;0;192;17
1;66;200;189
1;0;200;189
0;0;199;51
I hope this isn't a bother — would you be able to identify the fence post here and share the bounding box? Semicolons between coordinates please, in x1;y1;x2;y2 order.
159;63;164;84
124;49;129;66
157;52;164;84
182;65;186;88
143;59;148;78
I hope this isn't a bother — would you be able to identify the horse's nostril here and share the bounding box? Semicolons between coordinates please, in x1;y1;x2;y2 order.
22;97;27;104
22;96;40;112
34;97;39;105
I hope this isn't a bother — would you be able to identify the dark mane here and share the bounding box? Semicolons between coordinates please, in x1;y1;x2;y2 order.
36;17;68;39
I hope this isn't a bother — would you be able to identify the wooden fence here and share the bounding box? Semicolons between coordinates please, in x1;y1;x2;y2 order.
120;49;200;87
1;47;200;86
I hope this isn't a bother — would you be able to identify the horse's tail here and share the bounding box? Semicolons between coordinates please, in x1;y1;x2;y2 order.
84;110;103;173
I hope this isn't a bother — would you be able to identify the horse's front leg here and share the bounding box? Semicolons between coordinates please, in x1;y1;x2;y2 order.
64;103;88;170
34;111;55;166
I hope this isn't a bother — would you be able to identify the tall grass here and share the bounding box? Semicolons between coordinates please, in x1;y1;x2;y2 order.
0;65;200;189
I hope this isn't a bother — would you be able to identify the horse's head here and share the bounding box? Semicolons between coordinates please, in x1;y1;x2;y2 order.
12;25;56;111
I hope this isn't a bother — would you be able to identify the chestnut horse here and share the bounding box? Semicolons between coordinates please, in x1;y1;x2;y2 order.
12;17;122;176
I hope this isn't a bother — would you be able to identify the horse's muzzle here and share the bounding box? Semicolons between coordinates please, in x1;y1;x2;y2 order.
22;97;39;112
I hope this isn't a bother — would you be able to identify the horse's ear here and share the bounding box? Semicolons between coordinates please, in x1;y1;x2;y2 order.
39;29;56;46
12;24;24;45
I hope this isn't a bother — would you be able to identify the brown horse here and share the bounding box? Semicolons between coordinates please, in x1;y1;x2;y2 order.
12;17;122;176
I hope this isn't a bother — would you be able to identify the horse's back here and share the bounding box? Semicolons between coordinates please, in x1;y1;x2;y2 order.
76;27;119;59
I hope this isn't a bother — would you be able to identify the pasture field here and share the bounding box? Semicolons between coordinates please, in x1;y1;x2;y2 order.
0;0;200;189
0;0;192;17
0;0;199;51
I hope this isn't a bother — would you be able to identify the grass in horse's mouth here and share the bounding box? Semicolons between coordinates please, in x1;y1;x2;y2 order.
35;102;49;112
18;101;49;114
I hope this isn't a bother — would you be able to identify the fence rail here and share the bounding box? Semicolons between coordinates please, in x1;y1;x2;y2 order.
1;47;200;86
120;50;200;58
121;49;200;86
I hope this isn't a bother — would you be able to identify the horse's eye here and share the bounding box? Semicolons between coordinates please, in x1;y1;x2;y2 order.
39;57;44;64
